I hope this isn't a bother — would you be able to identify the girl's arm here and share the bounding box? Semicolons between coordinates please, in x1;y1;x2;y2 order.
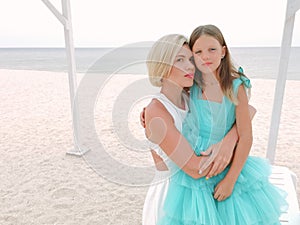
213;85;252;201
199;124;238;175
145;99;211;179
150;150;168;171
200;105;256;178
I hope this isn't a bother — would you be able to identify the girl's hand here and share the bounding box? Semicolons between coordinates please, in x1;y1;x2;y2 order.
140;107;146;128
213;178;235;201
199;140;234;178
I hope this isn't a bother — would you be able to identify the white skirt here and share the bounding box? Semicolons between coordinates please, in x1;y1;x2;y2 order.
142;170;170;225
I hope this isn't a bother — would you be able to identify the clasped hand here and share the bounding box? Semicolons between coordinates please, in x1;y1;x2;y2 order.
199;141;234;179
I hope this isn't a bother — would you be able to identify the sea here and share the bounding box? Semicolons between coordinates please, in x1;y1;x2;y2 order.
0;47;299;80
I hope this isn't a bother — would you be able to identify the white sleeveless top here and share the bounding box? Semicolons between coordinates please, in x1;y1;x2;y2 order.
148;93;189;171
142;93;189;225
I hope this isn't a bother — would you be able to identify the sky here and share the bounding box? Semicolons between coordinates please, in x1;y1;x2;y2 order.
0;0;299;47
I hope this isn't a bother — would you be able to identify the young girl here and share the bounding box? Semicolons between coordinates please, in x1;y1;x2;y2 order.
158;25;288;225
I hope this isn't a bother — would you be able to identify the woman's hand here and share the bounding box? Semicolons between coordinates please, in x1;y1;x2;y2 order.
140;107;146;128
199;140;235;178
185;155;213;179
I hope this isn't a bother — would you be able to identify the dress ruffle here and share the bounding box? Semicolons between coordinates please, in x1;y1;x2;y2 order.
158;157;288;225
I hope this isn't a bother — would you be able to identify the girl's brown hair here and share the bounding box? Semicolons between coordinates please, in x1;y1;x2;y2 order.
189;24;248;104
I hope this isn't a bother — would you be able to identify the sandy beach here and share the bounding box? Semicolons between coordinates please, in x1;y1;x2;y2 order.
0;69;299;224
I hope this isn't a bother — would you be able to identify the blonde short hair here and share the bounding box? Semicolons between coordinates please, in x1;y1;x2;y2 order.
147;34;188;87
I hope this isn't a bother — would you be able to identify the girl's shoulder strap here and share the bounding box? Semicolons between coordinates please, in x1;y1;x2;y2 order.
233;67;252;97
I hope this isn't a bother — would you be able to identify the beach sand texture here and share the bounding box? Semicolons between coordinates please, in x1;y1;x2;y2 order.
0;69;299;224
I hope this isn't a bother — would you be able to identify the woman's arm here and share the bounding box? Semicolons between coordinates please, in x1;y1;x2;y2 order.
140;107;170;171
145;99;211;179
213;85;252;201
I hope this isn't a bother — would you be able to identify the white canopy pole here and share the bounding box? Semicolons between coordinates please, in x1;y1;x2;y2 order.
267;0;300;163
41;0;89;156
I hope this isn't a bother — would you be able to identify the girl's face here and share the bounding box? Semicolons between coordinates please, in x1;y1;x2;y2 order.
168;44;195;88
192;35;226;75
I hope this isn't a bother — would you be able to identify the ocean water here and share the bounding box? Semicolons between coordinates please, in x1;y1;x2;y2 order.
0;47;299;80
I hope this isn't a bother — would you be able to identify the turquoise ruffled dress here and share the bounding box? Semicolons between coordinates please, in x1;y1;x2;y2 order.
158;76;288;225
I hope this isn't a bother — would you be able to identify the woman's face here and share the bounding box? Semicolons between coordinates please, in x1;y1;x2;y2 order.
192;35;226;75
168;44;195;88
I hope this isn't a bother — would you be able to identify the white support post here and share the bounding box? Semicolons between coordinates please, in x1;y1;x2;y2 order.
41;0;89;156
267;0;299;163
41;0;68;27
